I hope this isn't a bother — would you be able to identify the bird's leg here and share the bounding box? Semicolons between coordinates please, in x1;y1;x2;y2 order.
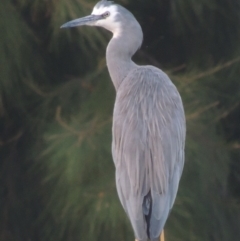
160;230;165;241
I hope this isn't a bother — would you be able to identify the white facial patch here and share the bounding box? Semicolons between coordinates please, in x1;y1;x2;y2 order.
91;4;122;37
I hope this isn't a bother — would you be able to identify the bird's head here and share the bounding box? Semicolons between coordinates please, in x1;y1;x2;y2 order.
61;0;136;36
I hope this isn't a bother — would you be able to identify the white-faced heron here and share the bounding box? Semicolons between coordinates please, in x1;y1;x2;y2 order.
61;1;186;240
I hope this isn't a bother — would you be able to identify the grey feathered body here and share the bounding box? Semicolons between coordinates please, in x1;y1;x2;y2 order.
111;65;185;241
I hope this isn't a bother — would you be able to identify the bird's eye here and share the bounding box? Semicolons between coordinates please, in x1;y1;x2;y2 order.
102;11;110;18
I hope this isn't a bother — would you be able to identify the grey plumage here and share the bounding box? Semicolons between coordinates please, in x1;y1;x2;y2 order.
61;1;186;241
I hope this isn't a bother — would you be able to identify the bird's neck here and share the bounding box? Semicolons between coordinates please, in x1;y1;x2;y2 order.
106;26;143;90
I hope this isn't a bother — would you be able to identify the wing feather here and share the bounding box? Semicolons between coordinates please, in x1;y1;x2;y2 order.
112;66;186;240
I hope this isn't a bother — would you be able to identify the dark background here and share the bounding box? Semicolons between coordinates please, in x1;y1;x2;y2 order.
0;0;240;240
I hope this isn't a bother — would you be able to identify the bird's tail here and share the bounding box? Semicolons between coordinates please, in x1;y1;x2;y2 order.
143;191;165;241
142;190;152;239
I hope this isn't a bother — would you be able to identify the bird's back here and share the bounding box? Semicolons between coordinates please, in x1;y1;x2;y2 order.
112;65;185;241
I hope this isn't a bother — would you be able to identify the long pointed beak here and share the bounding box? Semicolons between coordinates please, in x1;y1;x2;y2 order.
60;15;103;28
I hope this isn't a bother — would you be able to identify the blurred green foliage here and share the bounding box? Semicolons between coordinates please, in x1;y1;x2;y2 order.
0;0;240;241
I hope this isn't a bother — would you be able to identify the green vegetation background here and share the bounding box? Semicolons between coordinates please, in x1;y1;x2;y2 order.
0;0;240;240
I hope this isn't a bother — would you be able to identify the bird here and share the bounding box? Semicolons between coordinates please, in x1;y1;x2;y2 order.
61;1;186;241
